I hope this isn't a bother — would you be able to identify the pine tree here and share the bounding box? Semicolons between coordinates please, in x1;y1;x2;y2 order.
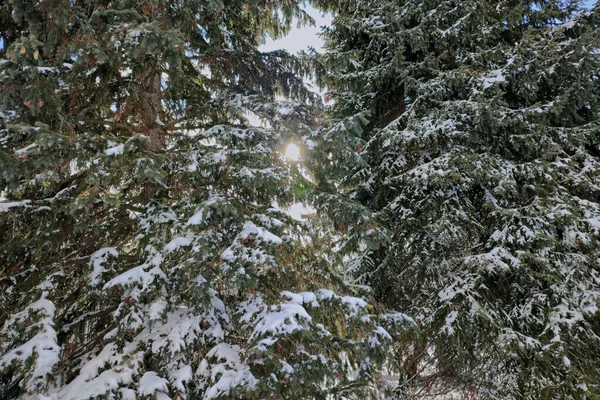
310;0;600;398
0;1;399;398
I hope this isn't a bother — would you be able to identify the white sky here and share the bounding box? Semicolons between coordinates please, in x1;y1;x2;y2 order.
259;5;333;54
246;5;331;128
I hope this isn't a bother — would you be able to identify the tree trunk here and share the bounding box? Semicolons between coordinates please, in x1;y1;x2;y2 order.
142;71;167;150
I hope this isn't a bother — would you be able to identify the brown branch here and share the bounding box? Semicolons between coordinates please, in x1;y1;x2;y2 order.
77;118;134;130
60;305;119;333
68;322;117;362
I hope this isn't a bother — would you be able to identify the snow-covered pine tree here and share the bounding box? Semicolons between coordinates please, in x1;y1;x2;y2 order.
0;1;399;398
310;0;600;398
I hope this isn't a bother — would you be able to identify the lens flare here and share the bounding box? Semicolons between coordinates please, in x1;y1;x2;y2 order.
285;143;300;161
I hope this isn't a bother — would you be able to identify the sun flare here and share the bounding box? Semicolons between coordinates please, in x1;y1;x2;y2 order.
285;143;301;161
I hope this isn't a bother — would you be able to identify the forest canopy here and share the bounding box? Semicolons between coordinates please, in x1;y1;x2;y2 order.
1;0;599;399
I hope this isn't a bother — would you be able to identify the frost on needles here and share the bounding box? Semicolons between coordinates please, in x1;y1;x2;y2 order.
0;1;405;399
2;0;600;399
310;0;600;398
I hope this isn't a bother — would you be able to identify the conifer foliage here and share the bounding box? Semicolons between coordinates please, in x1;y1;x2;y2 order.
0;1;393;399
311;0;600;398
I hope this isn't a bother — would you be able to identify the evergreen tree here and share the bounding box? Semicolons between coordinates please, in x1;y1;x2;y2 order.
0;1;398;398
311;0;600;398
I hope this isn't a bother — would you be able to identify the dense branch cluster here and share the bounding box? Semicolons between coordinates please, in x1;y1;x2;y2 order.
310;0;600;398
1;0;599;399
